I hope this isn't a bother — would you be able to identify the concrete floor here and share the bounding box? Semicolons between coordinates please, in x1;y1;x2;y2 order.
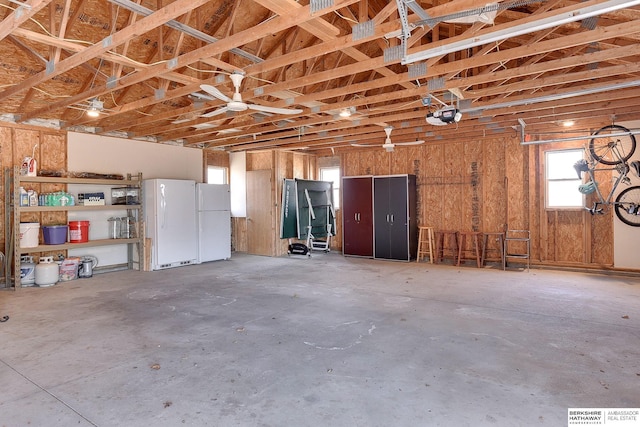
0;253;638;427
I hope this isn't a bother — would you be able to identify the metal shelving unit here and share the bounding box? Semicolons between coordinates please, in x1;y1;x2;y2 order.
4;167;143;288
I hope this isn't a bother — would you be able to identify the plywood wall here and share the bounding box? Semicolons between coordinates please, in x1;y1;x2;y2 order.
336;133;616;269
206;149;317;257
0;123;67;284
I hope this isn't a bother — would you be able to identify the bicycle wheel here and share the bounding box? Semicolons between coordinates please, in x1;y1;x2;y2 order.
614;186;640;227
589;124;636;165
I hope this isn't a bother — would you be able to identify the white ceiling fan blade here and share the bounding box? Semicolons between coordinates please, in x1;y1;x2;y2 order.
350;143;378;147
395;140;426;146
201;106;230;118
199;84;232;103
248;104;303;115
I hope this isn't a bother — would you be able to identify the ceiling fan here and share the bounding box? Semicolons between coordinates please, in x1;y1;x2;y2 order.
199;72;303;118
351;126;425;152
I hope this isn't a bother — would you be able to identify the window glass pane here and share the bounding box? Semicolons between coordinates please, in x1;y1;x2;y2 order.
320;168;340;183
547;181;584;207
546;150;584;179
320;167;340;209
207;166;227;184
546;149;585;209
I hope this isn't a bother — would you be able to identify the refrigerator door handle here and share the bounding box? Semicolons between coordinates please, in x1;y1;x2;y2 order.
160;183;166;229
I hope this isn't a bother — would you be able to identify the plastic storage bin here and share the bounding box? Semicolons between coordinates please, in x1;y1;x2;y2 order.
42;225;68;245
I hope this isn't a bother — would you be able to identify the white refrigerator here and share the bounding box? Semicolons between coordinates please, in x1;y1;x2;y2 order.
144;179;198;270
196;183;231;263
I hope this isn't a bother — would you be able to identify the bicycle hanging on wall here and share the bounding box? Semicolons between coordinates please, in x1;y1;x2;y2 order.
573;124;640;226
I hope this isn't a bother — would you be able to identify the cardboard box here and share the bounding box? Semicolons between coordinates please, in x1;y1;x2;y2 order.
78;192;105;206
111;187;140;205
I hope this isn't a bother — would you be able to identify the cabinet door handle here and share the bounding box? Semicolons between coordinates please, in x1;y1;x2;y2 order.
390;214;394;223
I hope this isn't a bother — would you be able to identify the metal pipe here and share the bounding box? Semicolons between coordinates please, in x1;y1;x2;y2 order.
520;130;640;145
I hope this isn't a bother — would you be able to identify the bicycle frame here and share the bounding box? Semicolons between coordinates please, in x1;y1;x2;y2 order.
585;162;630;205
578;124;640;225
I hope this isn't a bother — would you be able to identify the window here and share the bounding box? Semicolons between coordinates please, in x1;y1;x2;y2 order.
320;166;340;209
207;166;228;184
545;149;584;208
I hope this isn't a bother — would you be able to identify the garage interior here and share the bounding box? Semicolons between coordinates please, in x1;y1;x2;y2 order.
1;0;640;425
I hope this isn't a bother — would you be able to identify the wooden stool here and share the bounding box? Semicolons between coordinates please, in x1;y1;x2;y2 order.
457;231;482;268
416;226;435;263
435;230;458;264
481;232;505;267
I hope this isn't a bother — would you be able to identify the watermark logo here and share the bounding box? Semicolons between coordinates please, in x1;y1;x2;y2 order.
568;408;640;426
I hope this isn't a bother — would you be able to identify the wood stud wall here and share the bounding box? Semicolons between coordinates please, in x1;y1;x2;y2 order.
219;150;316;257
0;124;67;278
0;122;617;270
339;133;615;269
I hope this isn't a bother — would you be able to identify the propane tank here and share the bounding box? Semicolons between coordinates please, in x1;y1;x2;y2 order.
20;255;36;287
35;256;59;287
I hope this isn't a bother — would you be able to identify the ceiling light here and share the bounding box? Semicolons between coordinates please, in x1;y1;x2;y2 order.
339;109;352;118
402;0;640;65
86;99;103;118
86;108;100;118
563;120;575;127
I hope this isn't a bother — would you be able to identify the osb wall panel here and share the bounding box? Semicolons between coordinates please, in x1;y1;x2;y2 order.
293;153;306;179
534;139;613;266
441;142;465;231
422;144;445;229
235;151;319;256
0;126;12;249
482;138;507;233
205;150;230;168
373;151;390;176
590;211;613;265
309;156;317;180
40;133;67;226
341;151;360;176
0;125;67;280
555;211;586;263
462;140;483;232
247;151;272;171
329;132;620;269
504;137;529;230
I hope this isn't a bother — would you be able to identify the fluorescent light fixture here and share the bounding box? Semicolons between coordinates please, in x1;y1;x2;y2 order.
402;0;640;64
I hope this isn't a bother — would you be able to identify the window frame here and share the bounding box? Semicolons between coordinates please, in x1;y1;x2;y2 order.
319;166;340;210
545;148;586;210
207;165;228;184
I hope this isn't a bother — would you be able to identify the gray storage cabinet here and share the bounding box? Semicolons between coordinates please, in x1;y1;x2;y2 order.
342;174;417;261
